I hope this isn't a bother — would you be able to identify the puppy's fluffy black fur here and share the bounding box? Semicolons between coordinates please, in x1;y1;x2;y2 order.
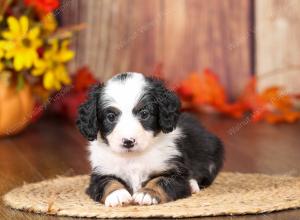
77;72;224;205
176;113;224;187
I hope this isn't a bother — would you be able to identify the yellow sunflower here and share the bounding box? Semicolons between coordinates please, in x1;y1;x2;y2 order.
33;39;74;90
0;16;42;71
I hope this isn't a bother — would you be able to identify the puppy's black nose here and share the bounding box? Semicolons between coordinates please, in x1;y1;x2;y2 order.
122;138;135;149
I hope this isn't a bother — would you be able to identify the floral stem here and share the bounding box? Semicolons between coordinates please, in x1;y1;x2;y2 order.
48;23;86;40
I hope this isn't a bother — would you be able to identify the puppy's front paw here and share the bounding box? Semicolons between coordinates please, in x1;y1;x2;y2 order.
133;190;159;205
104;189;132;207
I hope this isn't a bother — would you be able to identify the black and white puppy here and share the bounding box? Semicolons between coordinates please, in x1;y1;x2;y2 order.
76;72;224;207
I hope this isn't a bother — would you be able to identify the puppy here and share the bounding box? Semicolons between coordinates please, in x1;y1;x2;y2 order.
76;72;224;207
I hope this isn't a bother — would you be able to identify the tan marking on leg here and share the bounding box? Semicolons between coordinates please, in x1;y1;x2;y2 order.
139;177;170;203
101;180;126;203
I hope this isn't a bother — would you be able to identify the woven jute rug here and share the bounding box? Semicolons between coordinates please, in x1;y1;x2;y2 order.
3;172;300;218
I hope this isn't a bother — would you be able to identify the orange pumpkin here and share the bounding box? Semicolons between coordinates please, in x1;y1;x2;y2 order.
0;81;35;136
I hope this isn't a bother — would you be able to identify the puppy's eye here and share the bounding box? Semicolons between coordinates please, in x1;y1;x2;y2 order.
139;109;150;120
106;113;117;123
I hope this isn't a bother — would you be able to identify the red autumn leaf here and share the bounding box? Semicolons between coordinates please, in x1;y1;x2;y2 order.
73;66;98;92
24;0;59;13
52;91;87;121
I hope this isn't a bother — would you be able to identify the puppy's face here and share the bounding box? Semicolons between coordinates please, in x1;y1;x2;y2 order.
77;73;180;154
100;73;160;153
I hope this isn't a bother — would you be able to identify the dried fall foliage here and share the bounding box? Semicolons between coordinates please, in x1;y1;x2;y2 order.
175;69;300;124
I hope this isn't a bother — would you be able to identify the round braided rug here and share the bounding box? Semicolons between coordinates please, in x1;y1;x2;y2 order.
3;172;300;218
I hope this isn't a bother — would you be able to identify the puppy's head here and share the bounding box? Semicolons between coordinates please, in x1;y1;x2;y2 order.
76;72;180;154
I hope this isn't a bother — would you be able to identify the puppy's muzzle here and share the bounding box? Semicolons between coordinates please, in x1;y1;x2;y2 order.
122;138;136;149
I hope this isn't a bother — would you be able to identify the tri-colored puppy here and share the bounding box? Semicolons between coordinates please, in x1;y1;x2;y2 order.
76;72;224;207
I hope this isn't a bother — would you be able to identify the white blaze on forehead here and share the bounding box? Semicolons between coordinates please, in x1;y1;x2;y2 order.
103;73;146;110
102;73;150;153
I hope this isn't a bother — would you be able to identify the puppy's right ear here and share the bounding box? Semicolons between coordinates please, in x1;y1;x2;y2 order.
76;84;103;141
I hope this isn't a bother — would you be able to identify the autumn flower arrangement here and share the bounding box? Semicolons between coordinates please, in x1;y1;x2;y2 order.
0;0;75;136
0;0;74;92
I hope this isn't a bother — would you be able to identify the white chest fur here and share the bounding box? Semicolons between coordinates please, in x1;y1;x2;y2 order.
88;129;182;193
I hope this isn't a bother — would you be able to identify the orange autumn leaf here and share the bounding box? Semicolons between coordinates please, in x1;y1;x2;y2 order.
176;69;246;118
237;77;300;123
238;77;261;109
265;112;300;124
260;87;291;111
237;77;267;122
176;69;227;106
175;70;300;123
256;87;300;124
217;102;246;118
251;107;269;122
200;69;228;107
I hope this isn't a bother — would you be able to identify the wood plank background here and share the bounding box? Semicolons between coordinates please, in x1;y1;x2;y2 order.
256;0;300;94
61;0;253;97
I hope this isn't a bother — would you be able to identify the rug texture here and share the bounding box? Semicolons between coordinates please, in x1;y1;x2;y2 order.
3;172;300;218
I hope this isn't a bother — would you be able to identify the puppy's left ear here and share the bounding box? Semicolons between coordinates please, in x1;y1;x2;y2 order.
76;84;103;141
152;79;181;133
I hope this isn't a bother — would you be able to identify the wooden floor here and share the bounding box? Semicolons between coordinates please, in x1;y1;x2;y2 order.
0;114;300;220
